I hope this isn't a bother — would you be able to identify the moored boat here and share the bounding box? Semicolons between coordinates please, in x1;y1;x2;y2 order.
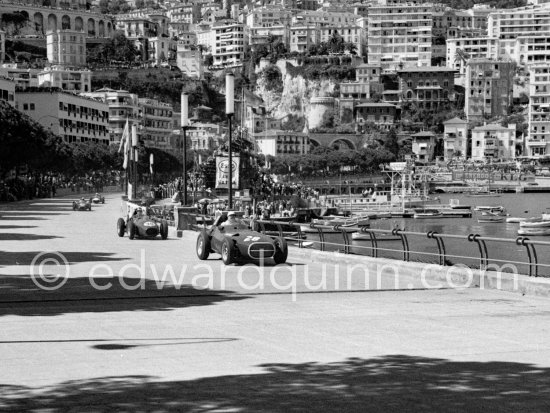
478;213;506;223
413;209;443;219
519;219;550;228
352;232;401;241
518;227;550;236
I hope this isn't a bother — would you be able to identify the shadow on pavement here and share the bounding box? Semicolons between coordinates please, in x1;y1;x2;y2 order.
0;251;124;266
0;234;62;241
0;225;37;229
0;216;46;221
0;282;249;316
2;355;550;411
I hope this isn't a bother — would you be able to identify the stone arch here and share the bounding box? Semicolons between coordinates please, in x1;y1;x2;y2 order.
33;12;44;34
106;21;112;36
87;18;95;36
61;14;70;30
406;90;413;99
98;20;105;37
74;16;83;31
20;10;29;20
47;13;57;31
309;138;321;149
330;138;355;151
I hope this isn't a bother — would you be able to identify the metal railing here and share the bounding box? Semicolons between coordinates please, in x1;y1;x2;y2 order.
249;219;550;278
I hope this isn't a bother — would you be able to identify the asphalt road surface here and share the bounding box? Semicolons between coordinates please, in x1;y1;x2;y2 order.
2;194;550;412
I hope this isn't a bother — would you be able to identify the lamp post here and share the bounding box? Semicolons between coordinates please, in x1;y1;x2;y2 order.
181;90;189;206
226;72;235;209
131;124;138;199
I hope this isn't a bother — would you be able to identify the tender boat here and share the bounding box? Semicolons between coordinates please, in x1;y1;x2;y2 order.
413;209;443;219
506;217;528;223
474;206;505;213
352;232;401;241
518;227;550;236
519;219;550;228
478;212;506;223
299;215;370;233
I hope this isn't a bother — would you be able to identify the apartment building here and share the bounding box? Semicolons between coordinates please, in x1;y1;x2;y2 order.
354;103;398;130
168;3;201;24
255;130;309;156
471;123;516;161
318;25;364;57
15;90;110;145
446;37;499;76
148;36;175;63
367;0;434;70
488;4;550;61
188;122;223;151
139;98;174;150
0;77;15;107
176;43;203;78
411;131;437;164
248;25;287;52
293;10;358;26
46;30;86;67
514;35;550;66
464;59;515;122
397;66;456;109
443;117;469;160
526;64;550;157
38;66;92;93
0;65;39;89
245;7;292;28
212;20;246;67
81;88;140;145
289;25;320;53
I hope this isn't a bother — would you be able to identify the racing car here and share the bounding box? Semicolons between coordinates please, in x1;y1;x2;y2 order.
91;193;105;204
196;211;288;265
116;201;168;240
73;197;92;211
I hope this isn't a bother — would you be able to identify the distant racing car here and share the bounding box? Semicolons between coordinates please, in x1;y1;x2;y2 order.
73;197;92;211
196;211;288;265
92;193;105;204
117;201;169;240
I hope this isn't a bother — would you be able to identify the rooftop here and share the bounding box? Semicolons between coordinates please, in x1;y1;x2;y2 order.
473;123;512;131
443;117;468;125
397;67;457;73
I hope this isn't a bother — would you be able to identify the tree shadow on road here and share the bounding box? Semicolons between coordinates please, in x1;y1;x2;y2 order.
0;251;125;266
0;225;37;230
0;233;62;241
2;355;550;412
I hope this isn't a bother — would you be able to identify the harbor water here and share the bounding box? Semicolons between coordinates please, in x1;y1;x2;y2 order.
304;193;550;276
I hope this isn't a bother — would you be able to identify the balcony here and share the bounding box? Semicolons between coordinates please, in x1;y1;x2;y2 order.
526;139;548;147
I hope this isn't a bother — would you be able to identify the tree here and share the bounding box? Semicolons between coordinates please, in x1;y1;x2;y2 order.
383;128;399;157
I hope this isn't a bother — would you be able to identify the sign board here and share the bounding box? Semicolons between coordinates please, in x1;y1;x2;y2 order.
243;189;250;197
388;162;407;171
215;156;240;189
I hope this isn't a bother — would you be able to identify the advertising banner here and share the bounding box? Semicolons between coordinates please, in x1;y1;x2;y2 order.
215;156;240;189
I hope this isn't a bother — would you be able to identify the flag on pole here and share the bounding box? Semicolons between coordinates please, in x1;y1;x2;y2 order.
119;119;130;169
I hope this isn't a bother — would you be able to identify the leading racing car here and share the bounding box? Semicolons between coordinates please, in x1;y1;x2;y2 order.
196;211;288;265
73;197;92;211
92;193;105;204
117;201;169;240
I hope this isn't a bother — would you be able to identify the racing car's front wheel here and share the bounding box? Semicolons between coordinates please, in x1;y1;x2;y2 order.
117;218;126;237
160;219;168;240
274;237;288;265
196;232;210;260
221;239;235;265
128;221;136;240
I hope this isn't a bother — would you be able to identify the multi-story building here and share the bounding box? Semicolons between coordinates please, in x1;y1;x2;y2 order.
0;30;5;64
46;30;86;67
465;59;515;122
188;122;223;151
411;131;437;163
211;20;246;67
293;10;358;27
0;77;15;107
518;35;550;66
443;117;469;160
15;89;110;145
397;66;456;109
446;37;499;76
254;130;309;156
248;24;288;52
289;25;319;53
488;4;550;63
148;37;175;63
81;88;140;145
116;17;159;61
0;64;39;89
38;66;92;93
471;123;517;161
139;97;174;150
318;25;364;57
168;3;201;24
526;64;550;158
245;6;292;28
367;0;433;70
176;43;203;78
354;103;398;130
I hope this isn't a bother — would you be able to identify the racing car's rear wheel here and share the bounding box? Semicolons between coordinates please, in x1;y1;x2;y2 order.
221;239;235;265
160;220;168;240
128;221;136;240
117;218;126;237
196;232;210;260
273;236;288;265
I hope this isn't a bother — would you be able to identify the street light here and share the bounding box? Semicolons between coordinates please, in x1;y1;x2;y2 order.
131;124;138;199
226;72;234;209
181;90;189;206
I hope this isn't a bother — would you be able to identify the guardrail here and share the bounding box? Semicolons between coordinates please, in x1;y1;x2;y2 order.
176;214;550;278
250;219;550;278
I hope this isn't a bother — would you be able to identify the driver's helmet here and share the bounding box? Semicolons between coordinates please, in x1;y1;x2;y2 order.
81;197;85;201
